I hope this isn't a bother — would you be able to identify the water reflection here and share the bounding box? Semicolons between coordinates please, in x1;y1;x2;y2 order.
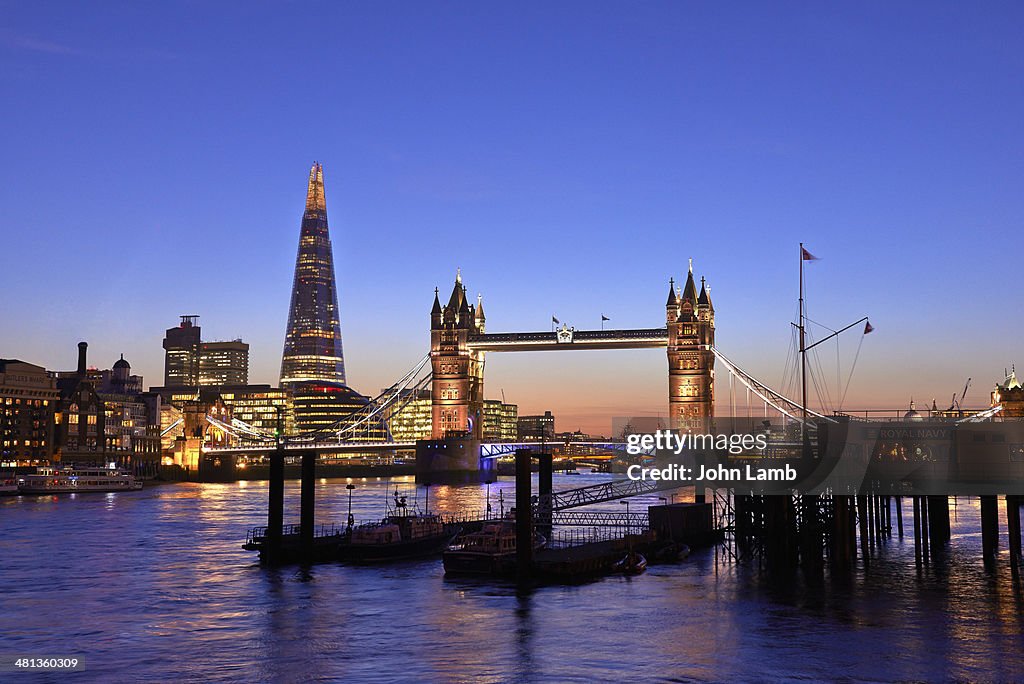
0;478;1022;681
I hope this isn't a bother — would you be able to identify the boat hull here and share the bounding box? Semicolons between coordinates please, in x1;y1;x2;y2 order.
340;530;459;562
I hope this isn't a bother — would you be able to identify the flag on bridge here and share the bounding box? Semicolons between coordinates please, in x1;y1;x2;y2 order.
552;315;560;325
801;246;819;261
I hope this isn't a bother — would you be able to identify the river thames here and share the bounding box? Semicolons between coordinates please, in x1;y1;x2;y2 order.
2;473;1023;682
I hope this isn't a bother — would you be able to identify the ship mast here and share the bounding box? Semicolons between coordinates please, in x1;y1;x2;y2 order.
799;243;809;451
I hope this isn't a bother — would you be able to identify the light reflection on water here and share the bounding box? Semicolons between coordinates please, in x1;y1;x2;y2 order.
1;473;1023;682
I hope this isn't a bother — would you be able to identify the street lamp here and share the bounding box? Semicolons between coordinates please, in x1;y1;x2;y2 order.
621;500;630;535
346;483;355;529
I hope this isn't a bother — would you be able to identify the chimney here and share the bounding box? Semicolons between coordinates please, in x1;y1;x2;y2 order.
77;341;88;376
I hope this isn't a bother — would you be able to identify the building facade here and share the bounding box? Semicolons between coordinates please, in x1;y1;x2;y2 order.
0;359;59;466
666;262;715;427
54;342;109;464
199;340;249;386
430;271;486;439
163;315;201;387
280;162;346;388
483;399;518;441
517;410;555;441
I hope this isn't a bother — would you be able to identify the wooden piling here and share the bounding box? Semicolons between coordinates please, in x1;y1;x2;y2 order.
981;495;998;565
515;450;534;580
300;450;316;560
896;496;903;538
1007;495;1022;569
267;447;285;561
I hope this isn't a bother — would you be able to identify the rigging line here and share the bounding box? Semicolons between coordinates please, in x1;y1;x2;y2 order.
811;340;834;411
840;332;867;409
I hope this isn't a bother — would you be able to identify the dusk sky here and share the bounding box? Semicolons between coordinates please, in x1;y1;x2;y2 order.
3;3;1022;434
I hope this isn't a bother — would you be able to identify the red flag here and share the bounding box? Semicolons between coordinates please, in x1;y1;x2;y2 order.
864;321;874;335
801;247;819;261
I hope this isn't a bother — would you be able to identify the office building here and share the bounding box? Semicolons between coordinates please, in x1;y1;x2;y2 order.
0;358;60;466
199;340;249;386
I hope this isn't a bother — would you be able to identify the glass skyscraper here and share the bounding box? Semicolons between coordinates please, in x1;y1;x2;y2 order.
279;162;347;388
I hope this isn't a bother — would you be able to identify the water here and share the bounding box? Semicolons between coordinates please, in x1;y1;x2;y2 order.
2;474;1023;682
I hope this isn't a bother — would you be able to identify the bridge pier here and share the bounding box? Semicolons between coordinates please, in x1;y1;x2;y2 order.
415;437;488;484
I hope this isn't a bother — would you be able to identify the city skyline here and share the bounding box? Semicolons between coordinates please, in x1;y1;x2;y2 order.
2;4;1022;434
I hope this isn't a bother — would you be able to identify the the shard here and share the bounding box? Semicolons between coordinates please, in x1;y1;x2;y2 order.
279;162;346;387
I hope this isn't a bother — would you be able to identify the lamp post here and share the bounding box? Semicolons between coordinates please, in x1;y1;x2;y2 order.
346;483;355;529
621;500;630;535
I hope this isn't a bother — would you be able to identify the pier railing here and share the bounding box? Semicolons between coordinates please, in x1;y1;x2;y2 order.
546;527;638;549
245;523;346;545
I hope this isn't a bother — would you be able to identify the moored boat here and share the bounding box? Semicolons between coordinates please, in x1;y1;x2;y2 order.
612;551;648;575
442;518;546;576
338;489;460;562
18;465;143;495
0;472;18;496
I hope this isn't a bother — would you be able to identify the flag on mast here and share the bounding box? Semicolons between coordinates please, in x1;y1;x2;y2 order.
552;316;560;325
864;321;874;335
601;315;609;321
801;247;819;261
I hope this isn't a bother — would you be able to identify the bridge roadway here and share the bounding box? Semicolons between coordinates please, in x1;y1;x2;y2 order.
204;440;645;458
466;327;668;352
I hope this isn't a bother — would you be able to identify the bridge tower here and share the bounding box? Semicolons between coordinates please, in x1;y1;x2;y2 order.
667;260;715;427
430;270;485;439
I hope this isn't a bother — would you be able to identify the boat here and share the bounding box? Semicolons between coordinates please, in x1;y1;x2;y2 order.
442;516;546;576
17;465;143;495
338;490;460;562
612;551;648;575
1;472;18;496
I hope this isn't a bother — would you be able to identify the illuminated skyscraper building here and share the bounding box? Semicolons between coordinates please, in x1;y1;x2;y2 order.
280;163;346;388
163;316;201;387
199;340;249;386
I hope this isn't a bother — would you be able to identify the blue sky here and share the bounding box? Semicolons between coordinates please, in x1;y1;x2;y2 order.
2;3;1022;433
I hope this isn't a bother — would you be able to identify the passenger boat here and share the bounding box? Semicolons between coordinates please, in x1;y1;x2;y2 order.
338;490;460;562
18;465;143;495
0;472;19;496
442;517;546;576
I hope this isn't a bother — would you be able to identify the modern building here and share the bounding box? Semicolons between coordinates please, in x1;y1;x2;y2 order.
517;410;555;441
482;399;518;441
384;389;432;442
199;340;249;386
0;358;60;466
290;382;386;439
217;385;293;435
163;315;201;387
280;162;346;388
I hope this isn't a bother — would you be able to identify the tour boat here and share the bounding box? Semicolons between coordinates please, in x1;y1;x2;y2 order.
0;472;19;496
18;465;143;495
338;490;460;562
442;519;546;576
